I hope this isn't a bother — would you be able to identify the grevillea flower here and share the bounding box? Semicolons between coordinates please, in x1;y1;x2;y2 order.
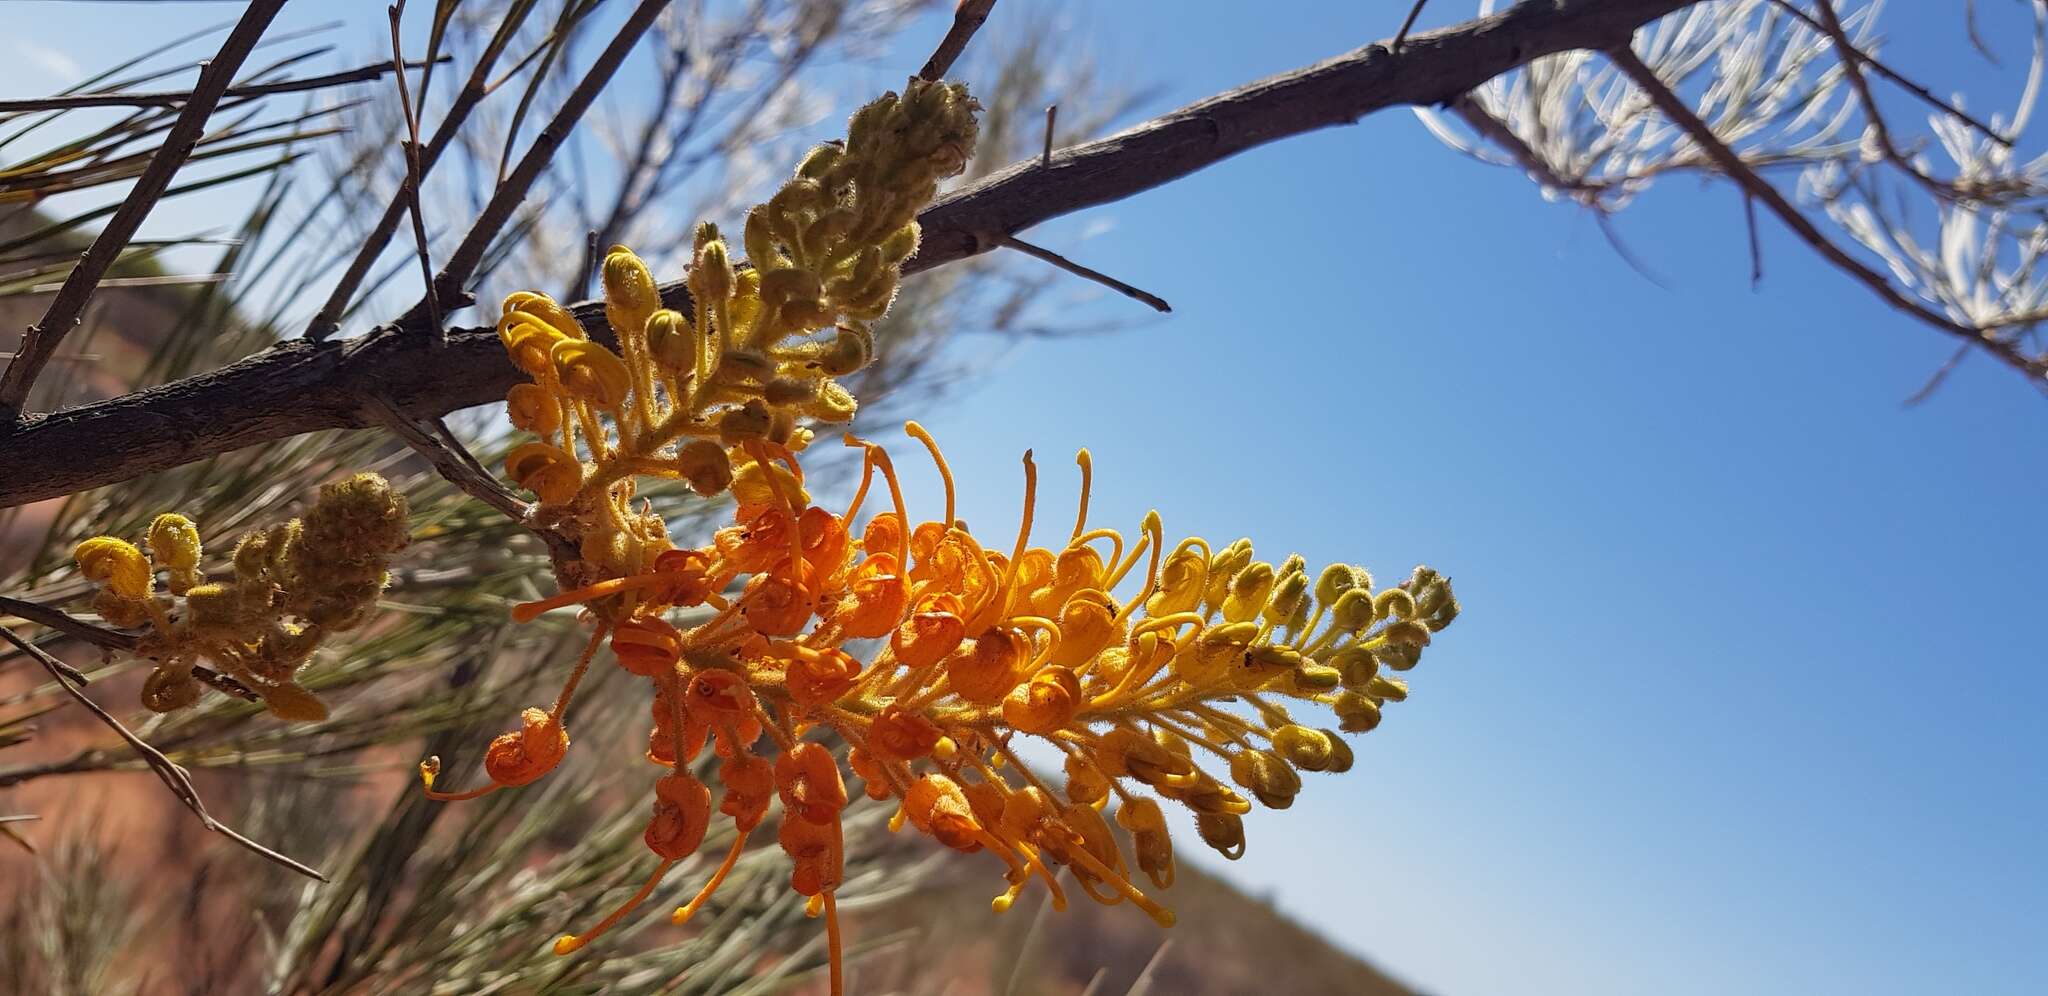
70;474;410;720
426;79;1458;995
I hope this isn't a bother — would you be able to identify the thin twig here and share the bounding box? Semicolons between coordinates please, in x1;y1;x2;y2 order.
1396;0;1431;50
1743;190;1762;287
1767;0;2012;147
0;0;288;421
997;235;1170;313
0;595;128;678
399;0;672;327
0;624;328;882
304;0;541;341
1041;104;1057;166
1903;342;1973;405
368;397;529;524
389;1;444;345
0;57;448;113
1607;46;2047;382
919;0;998;80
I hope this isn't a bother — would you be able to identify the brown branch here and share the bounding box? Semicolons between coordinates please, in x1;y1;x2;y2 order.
1606;47;2047;382
0;57;449;114
918;0;998;81
0;0;1707;510
398;0;672;328
0;624;327;882
0;0;288;421
367;398;528;523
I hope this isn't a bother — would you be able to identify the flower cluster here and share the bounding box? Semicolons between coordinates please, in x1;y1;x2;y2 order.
425;79;1458;995
73;473;410;720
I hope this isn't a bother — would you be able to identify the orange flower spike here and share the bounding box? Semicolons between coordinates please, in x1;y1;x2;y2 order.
775;741;849;824
421;707;569;801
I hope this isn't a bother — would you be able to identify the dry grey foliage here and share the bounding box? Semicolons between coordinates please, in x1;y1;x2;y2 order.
1419;0;2048;394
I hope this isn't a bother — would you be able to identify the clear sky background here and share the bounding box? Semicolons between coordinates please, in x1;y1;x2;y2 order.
8;4;2047;995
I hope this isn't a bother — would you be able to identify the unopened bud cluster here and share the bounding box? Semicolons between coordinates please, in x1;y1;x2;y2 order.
73;474;409;720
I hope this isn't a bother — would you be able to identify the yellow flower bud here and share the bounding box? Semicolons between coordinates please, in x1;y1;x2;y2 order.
147;513;202;573
1063;752;1111;807
505;290;585;340
601;245;659;335
141;666;201;713
1330;644;1377;687
506;383;560;437
1322;730;1355;773
798;380;858;424
76;536;151;600
1374;587;1417;621
1221;561;1273;623
1271;725;1335;772
499;313;566;377
1196;812;1246;860
1330;588;1377;631
1115;797;1175;889
1334;690;1382;733
505;442;582;504
645;309;697;373
692;239;734;303
92;587;149;629
551;339;632;409
1314;563;1361;605
1227;749;1301;809
1001;665;1081;734
674;440;733;497
1365;675;1409;702
1264;569;1308;626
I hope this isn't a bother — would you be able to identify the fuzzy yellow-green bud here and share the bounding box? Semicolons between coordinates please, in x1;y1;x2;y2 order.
147;513;202;573
1330;588;1377;632
1271;724;1336;772
1381;619;1432;649
506;443;583;504
880;223;920;263
645;309;697;373
184;583;243;629
1366;675;1409;702
91;587;149;629
1323;731;1355;773
692;239;734;303
552;339;632;409
675;440;733;497
1330;644;1377;687
799;380;858;424
815;323;872;377
1204;539;1253;612
602;245;659;334
1195;812;1246;860
729;448;810;507
1289;663;1343;693
1265;569;1309;626
1115;797;1176;890
1063;752;1111;808
506;383;560;437
1227;749;1301;810
1312;563;1355;605
1334;690;1382;733
1376;641;1422;672
717;399;774;445
796;142;842;179
1374;587;1417;621
1221;561;1275;623
505;291;585;340
716;349;777;384
76;536;151;600
141;666;201;713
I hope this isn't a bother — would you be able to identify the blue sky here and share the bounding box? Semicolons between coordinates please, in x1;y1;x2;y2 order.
8;3;2047;995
